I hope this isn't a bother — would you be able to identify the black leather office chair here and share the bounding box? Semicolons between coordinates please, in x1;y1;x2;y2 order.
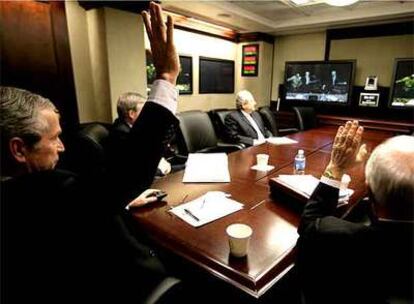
60;122;111;177
208;108;237;143
292;106;318;131
176;110;242;155
259;106;298;136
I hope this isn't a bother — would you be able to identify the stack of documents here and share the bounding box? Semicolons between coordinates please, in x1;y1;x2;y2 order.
266;137;298;145
183;153;230;183
274;174;353;206
170;191;243;227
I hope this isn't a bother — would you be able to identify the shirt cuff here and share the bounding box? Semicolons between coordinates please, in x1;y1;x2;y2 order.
148;79;178;114
320;175;341;189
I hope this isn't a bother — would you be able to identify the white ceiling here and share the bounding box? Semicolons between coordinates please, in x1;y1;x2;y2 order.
162;0;414;36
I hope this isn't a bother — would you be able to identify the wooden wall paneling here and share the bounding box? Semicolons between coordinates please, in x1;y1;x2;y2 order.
0;1;78;127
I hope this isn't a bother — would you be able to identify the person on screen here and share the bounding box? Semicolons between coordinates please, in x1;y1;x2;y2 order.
1;2;186;303
287;72;303;90
305;71;319;86
110;91;172;177
296;121;414;303
224;90;273;147
330;69;348;87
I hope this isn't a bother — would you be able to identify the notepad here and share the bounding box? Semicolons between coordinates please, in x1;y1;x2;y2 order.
182;153;231;183
170;191;243;227
274;174;353;206
266;137;298;145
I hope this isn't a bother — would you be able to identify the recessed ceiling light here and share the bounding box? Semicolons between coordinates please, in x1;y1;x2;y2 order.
217;13;231;18
291;0;311;5
325;0;359;6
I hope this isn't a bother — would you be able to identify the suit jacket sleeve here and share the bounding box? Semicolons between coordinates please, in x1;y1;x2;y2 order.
298;182;366;236
224;113;254;146
115;102;179;208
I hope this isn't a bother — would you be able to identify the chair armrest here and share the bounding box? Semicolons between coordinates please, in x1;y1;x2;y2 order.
143;277;182;304
278;128;299;136
217;142;245;152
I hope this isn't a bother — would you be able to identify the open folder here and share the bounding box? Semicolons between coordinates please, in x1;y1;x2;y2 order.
170;192;243;227
182;153;231;183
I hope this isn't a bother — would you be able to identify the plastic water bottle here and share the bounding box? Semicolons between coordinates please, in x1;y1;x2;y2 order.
294;149;306;175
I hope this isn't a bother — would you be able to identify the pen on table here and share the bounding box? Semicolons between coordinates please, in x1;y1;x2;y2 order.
181;194;189;204
184;208;200;221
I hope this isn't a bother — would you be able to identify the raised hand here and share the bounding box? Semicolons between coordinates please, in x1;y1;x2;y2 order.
142;2;180;85
324;120;364;180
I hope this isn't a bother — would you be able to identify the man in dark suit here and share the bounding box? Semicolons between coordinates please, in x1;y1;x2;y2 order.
110;91;172;177
1;3;183;303
297;121;414;303
224;90;273;146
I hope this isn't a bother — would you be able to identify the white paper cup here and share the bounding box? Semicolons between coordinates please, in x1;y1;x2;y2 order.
226;223;253;258
256;154;269;168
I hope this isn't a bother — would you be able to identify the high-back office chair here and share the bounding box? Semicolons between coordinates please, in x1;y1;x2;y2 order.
292;106;318;131
259;106;299;136
61;122;111;177
208;108;236;143
176;110;242;155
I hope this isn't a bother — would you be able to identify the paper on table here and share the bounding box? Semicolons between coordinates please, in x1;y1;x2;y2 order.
266;137;298;145
182;153;230;183
170;191;244;227
275;174;353;206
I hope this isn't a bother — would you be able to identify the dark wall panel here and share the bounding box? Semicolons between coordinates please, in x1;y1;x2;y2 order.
0;1;78;127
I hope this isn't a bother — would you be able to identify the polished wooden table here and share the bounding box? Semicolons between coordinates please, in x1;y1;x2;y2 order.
129;126;393;298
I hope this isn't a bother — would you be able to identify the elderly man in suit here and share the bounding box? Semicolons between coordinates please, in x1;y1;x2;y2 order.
224;90;273;147
297;120;414;303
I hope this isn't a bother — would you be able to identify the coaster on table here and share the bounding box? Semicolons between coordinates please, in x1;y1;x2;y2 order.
251;164;275;172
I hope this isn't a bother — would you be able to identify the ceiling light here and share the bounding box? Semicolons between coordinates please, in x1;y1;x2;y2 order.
291;0;311;5
325;0;359;7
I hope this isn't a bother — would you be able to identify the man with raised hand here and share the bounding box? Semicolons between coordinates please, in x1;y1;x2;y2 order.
297;120;413;303
1;2;184;303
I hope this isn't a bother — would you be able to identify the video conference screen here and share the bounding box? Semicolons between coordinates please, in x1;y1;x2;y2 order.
284;61;355;105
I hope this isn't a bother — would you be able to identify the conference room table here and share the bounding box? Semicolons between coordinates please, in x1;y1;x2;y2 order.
128;125;393;299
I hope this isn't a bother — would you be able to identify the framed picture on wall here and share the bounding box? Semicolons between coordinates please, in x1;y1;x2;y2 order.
242;44;259;77
177;56;193;94
389;58;414;108
199;57;234;94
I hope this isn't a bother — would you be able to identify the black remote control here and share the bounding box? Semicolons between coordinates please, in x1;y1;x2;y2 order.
148;190;168;201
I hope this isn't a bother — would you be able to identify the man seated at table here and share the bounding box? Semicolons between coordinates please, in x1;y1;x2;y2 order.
224;90;273;147
1;2;185;303
296;120;414;303
110;91;171;177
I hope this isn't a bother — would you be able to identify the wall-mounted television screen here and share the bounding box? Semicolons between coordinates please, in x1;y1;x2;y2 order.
199;57;234;94
284;60;355;105
389;58;414;108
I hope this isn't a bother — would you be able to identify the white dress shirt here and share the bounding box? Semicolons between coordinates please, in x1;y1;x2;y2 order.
147;79;179;115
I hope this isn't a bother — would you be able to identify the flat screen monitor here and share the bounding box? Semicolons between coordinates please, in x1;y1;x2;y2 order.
389;58;414;108
284;60;355;105
199;57;234;94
